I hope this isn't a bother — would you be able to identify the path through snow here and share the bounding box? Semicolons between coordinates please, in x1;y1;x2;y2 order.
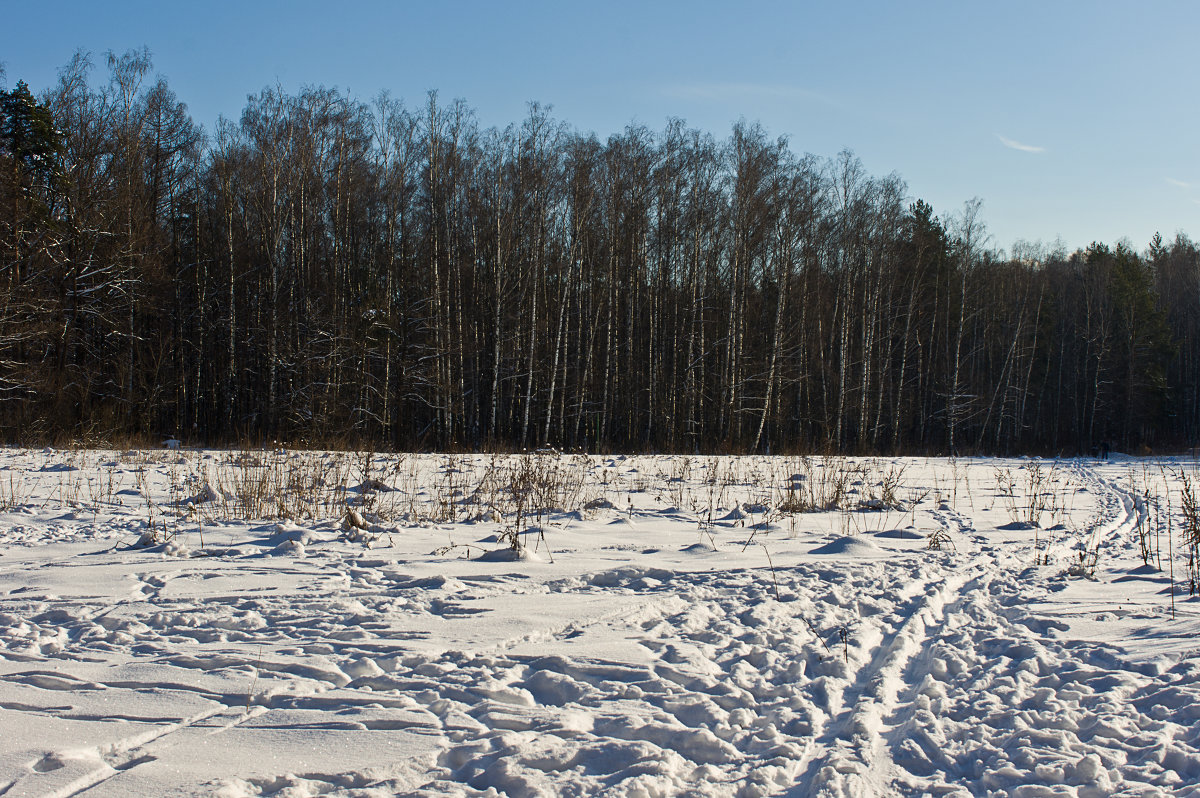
0;451;1198;796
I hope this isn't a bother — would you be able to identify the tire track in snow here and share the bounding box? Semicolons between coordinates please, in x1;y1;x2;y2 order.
3;703;263;798
793;564;977;798
1072;458;1145;560
877;460;1200;797
878;562;1200;796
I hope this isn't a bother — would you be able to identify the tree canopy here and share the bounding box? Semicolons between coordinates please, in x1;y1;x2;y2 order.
1;52;1197;454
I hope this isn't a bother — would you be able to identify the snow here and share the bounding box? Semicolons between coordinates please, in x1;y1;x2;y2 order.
1;449;1199;796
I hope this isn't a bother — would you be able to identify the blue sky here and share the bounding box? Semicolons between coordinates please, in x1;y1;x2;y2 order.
2;0;1196;253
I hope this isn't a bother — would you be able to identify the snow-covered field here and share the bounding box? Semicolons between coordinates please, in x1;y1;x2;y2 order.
1;448;1199;797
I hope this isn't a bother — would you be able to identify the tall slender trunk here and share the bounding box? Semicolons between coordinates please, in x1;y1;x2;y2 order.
752;240;789;452
947;265;967;453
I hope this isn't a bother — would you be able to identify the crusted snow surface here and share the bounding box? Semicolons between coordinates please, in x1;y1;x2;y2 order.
0;449;1199;796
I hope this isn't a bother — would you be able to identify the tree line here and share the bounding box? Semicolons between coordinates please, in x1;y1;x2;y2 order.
1;51;1197;454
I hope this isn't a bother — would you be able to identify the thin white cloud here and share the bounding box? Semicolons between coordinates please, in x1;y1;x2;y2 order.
997;134;1045;154
1167;177;1192;189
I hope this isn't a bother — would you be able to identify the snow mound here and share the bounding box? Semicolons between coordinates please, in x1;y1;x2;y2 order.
857;497;903;511
875;528;922;539
809;535;885;556
476;547;545;562
38;463;78;473
184;482;220;504
272;539;306;557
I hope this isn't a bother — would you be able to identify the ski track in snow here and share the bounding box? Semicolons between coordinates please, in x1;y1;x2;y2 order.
0;451;1199;796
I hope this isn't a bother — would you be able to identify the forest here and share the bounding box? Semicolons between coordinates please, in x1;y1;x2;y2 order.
1;50;1198;454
